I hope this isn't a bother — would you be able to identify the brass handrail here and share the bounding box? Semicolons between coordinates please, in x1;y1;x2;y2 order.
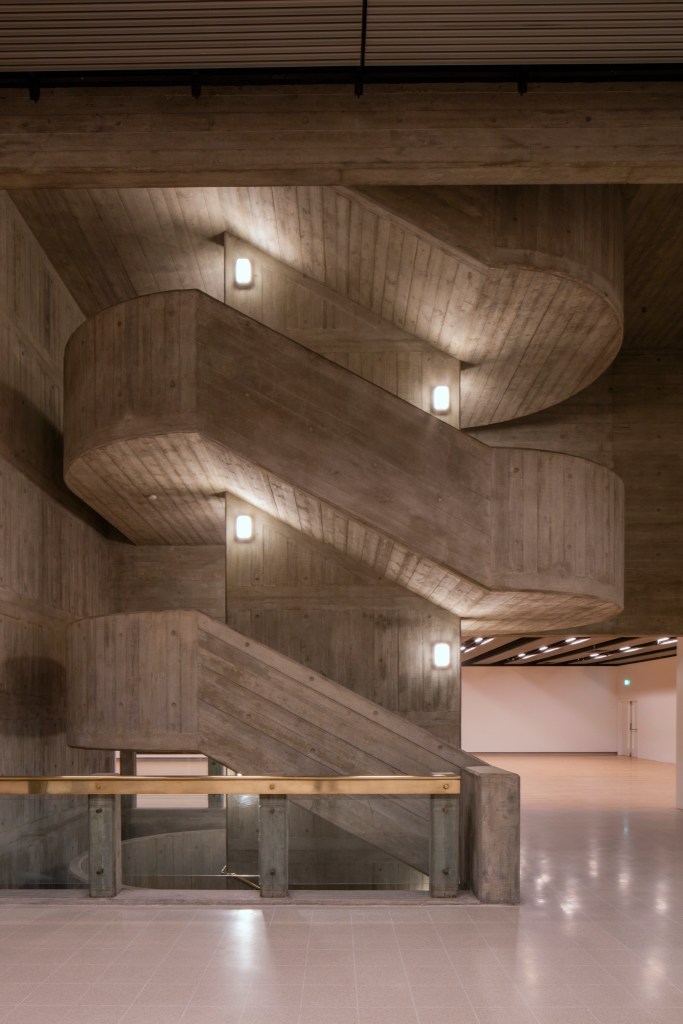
0;774;460;797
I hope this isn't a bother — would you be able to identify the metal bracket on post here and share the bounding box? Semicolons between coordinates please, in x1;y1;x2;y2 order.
88;794;122;898
429;793;459;898
258;794;289;898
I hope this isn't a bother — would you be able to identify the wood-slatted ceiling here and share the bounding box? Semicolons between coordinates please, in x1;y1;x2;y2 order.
2;2;683;71
367;2;683;64
0;2;361;70
461;634;677;666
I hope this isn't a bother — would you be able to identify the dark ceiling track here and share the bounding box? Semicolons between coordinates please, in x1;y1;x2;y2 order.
355;0;370;98
3;62;683;101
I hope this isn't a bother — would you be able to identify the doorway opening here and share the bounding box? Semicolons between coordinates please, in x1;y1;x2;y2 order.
618;699;638;757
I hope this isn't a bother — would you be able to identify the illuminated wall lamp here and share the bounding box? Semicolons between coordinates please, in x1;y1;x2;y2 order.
234;257;253;288
432;642;452;669
431;385;450;414
235;514;254;542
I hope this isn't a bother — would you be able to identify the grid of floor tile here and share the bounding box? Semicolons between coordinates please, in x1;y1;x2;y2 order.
0;755;682;1024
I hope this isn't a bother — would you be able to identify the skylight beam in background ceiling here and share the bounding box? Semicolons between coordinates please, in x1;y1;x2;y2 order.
461;635;678;667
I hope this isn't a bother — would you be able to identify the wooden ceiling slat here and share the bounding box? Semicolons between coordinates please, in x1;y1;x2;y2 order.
3;2;683;70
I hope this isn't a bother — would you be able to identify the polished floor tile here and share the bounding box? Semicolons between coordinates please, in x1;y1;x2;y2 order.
0;756;682;1024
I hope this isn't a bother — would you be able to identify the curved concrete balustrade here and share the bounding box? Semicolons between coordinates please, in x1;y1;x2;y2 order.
351;185;624;427
64;290;623;632
11;183;621;432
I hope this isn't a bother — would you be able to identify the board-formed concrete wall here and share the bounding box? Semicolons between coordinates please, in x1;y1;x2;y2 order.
0;193;112;887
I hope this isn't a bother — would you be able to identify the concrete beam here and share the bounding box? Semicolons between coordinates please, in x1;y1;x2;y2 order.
2;83;683;186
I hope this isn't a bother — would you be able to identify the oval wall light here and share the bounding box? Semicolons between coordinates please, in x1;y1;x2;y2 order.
431;385;450;414
432;642;452;668
234;257;253;288
235;514;254;541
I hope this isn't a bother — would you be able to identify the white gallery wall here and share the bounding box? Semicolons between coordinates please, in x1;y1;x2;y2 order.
462;656;676;762
462;664;618;753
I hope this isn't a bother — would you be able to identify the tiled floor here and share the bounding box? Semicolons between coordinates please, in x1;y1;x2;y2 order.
1;755;682;1024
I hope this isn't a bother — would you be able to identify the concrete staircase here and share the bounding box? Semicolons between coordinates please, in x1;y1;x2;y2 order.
67;609;482;874
63;290;623;634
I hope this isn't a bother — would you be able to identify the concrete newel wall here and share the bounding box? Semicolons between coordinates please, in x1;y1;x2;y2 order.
460;765;520;904
66;610;200;751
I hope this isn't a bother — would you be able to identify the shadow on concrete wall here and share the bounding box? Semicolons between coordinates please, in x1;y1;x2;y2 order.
0;656;66;740
0;380;116;534
0;379;63;488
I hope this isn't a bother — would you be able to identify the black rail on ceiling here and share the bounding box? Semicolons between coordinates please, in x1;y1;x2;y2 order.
3;62;683;103
354;0;370;96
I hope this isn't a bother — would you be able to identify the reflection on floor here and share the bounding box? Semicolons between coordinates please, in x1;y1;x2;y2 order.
1;754;682;1024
